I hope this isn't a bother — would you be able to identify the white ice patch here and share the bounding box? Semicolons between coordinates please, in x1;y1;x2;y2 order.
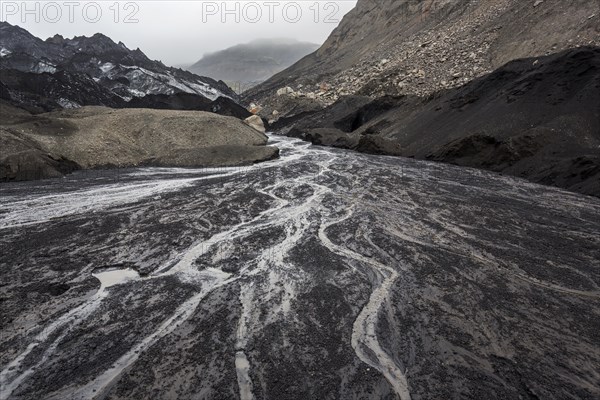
118;94;133;102
0;47;11;57
119;64;227;100
184;80;223;100
127;88;147;97
122;65;157;77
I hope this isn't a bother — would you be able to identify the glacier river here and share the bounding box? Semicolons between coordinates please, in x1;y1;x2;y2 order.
1;135;599;399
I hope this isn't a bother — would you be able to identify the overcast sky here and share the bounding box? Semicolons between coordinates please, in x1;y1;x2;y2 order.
1;1;358;66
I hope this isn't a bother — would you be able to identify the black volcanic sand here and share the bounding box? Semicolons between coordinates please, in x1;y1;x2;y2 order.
275;47;600;197
1;136;599;400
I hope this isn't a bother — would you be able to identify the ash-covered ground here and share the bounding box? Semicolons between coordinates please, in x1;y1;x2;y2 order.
1;136;599;400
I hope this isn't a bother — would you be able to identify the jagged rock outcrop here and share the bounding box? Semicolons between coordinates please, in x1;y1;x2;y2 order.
0;68;125;113
0;21;238;112
0;68;252;118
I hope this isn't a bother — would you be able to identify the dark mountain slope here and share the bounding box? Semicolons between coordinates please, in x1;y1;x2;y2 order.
0;67;250;118
276;47;600;197
126;93;251;119
0;22;238;110
0;69;125;113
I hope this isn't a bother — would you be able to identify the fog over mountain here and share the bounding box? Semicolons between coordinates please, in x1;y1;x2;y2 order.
188;39;319;91
0;1;358;66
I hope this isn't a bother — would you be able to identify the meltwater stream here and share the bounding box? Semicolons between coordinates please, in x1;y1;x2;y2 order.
1;135;599;399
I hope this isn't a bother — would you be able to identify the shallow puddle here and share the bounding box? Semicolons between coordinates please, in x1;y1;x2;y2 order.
93;268;140;288
235;351;254;400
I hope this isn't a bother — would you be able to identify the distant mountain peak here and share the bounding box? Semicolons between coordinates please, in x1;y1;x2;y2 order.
46;34;65;44
0;24;239;109
91;32;110;39
189;38;319;89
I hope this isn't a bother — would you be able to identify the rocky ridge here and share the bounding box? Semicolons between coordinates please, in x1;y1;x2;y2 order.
245;0;600;114
273;46;600;197
0;22;237;111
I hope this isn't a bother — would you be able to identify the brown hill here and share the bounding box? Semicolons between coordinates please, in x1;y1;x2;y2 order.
0;104;278;181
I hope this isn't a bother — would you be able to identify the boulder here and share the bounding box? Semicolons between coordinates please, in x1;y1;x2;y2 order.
276;87;294;96
0;149;79;181
0;128;79;181
244;115;266;133
248;103;262;114
356;135;403;156
290;128;359;149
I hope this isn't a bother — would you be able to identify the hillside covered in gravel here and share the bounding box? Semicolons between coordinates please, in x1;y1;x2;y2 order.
246;0;600;197
0;103;278;181
245;0;599;108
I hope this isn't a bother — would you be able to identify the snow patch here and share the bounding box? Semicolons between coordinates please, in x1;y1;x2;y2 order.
119;65;228;100
0;47;11;57
57;98;81;109
34;61;56;74
127;88;147;98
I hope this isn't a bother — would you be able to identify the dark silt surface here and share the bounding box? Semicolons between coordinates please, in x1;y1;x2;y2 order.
1;135;599;399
